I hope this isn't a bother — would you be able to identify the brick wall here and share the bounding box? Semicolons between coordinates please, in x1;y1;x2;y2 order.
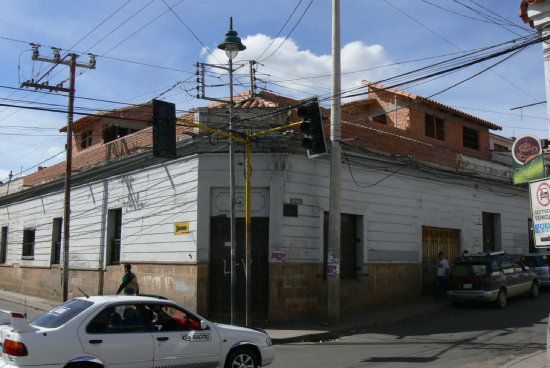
268;262;421;324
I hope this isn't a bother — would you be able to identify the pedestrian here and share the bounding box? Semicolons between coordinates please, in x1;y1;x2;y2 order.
434;251;449;299
116;263;139;295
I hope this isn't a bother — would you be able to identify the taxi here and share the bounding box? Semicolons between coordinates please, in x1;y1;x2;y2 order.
0;295;274;368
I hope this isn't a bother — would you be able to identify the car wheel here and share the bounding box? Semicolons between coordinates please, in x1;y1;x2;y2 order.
530;282;539;298
496;289;507;309
65;363;101;368
225;348;259;368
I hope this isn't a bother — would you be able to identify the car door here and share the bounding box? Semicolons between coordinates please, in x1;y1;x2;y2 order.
79;304;154;368
145;303;222;367
501;261;520;297
513;261;533;293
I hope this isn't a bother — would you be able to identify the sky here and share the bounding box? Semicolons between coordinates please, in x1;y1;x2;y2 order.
0;0;547;183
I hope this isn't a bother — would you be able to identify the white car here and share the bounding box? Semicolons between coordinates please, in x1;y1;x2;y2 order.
0;295;274;368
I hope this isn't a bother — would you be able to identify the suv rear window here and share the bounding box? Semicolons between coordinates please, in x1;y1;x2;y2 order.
450;263;489;277
32;299;93;328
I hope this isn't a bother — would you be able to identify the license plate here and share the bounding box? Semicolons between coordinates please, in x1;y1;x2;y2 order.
463;283;472;289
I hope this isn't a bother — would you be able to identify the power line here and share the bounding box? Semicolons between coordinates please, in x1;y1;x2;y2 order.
255;0;304;61
258;0;314;63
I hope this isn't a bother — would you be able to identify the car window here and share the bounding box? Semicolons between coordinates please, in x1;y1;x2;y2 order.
32;299;93;328
450;263;488;277
521;256;541;267
513;262;524;273
502;262;515;275
146;303;202;332
86;304;149;334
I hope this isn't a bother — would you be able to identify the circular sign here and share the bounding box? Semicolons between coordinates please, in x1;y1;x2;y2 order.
512;134;541;165
537;182;550;207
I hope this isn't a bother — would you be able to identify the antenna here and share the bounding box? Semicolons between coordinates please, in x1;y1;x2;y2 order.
77;287;89;298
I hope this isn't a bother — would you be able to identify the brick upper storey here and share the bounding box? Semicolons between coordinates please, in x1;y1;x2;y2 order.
20;87;507;189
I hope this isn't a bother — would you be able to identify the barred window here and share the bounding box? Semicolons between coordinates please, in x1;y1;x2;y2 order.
425;114;445;140
463;126;479;150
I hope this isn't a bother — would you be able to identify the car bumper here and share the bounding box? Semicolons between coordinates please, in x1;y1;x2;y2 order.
446;288;499;302
260;345;275;366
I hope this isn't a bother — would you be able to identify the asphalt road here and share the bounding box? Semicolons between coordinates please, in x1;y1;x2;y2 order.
270;292;550;368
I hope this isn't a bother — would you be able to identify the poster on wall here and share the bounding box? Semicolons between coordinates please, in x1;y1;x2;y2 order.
529;178;550;248
512;135;544;185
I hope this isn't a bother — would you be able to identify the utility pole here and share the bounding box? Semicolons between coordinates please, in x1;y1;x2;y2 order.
327;0;342;325
21;46;95;302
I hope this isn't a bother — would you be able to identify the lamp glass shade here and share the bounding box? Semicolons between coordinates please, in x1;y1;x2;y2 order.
224;44;240;60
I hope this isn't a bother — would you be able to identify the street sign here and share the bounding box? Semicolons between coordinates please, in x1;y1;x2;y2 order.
174;222;189;234
529;179;550;247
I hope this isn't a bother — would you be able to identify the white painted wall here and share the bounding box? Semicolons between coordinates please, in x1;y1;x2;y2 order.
0;155;200;268
0;151;531;270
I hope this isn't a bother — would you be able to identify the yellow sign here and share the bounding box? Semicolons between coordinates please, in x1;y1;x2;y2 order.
174;222;189;234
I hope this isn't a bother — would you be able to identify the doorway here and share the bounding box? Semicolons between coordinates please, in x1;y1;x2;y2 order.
208;216;269;324
421;226;460;294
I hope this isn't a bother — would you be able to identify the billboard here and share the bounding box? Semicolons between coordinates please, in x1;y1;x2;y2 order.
512;135;545;185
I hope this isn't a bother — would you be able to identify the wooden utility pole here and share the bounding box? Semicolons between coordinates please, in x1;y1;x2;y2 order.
21;48;95;301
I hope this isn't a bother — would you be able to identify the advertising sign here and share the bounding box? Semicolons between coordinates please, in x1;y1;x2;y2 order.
512;135;545;185
530;178;550;247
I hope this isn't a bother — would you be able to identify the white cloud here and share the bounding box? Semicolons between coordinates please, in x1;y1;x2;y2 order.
205;34;395;103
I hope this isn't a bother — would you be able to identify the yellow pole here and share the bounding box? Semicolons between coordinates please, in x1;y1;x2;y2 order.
245;131;252;326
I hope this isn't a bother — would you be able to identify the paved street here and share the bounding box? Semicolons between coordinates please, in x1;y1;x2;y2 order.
270;292;550;368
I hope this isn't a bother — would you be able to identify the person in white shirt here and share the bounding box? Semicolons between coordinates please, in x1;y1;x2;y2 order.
434;251;450;298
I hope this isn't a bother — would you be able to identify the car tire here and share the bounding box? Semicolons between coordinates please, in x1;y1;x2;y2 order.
64;363;101;368
496;289;507;309
225;347;259;368
529;282;539;298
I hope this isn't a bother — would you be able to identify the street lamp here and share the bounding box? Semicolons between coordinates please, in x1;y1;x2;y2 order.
218;17;246;326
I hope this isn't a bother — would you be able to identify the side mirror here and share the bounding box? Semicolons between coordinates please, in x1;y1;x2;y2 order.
200;320;208;330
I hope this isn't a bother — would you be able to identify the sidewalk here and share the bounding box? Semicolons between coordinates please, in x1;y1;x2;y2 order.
0;289;545;367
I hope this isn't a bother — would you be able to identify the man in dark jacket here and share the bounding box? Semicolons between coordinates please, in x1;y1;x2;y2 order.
116;264;139;295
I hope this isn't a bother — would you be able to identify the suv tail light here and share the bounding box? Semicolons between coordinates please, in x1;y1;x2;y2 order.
3;339;28;356
477;277;490;285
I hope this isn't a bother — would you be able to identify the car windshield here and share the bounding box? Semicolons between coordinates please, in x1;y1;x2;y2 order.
451;263;489;277
521;255;550;267
32;299;93;328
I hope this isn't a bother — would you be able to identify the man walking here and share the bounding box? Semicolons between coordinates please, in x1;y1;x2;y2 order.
434;251;450;299
116;264;139;295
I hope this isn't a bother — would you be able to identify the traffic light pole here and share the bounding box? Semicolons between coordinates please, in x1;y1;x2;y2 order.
175;117;301;326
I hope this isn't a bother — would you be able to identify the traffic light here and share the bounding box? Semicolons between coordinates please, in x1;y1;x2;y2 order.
152;99;176;158
298;97;327;157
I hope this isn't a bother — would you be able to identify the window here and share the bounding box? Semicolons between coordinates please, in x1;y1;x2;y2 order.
22;228;35;258
323;212;362;280
0;226;7;264
493;143;508;152
425;114;445;140
373;113;387;125
80;130;93;149
33;299;93;328
103;126;137;144
106;208;122;266
463;126;479;150
51;218;62;264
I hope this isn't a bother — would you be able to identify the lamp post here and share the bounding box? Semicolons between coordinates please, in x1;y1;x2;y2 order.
218;17;246;325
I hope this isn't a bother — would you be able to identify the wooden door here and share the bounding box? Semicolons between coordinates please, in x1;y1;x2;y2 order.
421;227;460;294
